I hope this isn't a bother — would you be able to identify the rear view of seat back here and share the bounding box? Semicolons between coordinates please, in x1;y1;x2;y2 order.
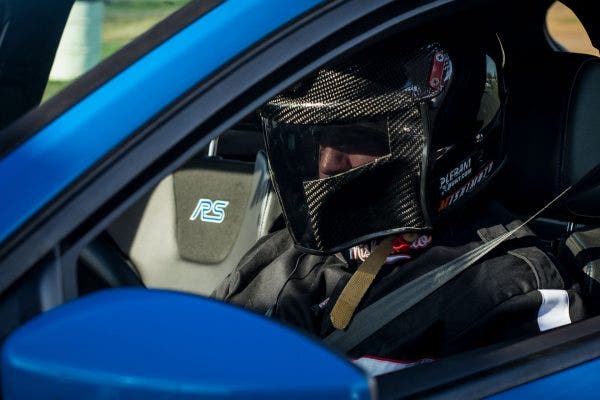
108;150;281;295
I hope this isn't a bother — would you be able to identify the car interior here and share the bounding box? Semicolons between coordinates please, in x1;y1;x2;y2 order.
1;1;599;391
499;47;600;312
75;1;600;310
76;115;284;296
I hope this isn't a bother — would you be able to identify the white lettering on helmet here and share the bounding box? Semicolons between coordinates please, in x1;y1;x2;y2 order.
437;161;494;212
439;157;472;196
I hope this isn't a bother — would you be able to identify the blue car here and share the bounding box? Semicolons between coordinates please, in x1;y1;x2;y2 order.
0;0;599;398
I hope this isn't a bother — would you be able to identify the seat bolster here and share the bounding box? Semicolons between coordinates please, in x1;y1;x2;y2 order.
500;53;600;220
563;60;600;217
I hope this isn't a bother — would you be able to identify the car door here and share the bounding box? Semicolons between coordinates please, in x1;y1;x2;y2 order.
1;0;600;398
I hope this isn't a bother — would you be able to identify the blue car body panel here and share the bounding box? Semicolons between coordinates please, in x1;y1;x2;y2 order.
0;0;597;396
1;289;370;399
0;0;323;244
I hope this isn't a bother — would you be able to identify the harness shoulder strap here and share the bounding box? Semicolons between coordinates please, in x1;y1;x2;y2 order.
324;162;600;353
479;222;560;288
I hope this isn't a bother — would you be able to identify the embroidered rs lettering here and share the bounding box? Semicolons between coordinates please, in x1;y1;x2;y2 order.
189;199;230;223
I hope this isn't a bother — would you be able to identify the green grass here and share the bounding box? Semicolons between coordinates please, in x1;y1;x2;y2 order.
102;0;190;58
43;80;73;100
42;0;190;102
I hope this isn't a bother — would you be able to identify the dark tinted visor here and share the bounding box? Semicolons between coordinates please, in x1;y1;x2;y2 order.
263;118;392;248
264;119;390;182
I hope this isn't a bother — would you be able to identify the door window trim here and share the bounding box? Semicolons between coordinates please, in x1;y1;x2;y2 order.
2;0;598;397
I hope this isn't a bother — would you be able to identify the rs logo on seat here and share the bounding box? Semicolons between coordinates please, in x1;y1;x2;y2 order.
189;199;230;223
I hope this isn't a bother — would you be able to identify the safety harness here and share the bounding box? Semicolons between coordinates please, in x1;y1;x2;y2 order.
325;163;600;352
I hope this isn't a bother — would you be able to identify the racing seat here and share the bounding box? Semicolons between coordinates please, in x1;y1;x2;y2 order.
498;51;600;308
106;143;282;295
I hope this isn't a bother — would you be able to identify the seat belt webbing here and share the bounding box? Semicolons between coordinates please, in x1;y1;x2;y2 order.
329;237;393;330
324;173;591;352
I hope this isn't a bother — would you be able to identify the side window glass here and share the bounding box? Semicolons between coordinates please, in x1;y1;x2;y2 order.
546;1;599;56
43;0;191;102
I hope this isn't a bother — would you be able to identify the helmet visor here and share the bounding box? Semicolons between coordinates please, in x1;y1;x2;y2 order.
263;118;393;249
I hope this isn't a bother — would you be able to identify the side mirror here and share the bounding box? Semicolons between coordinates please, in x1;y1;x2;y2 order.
1;288;371;399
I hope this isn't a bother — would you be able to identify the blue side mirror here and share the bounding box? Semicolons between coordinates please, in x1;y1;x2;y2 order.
1;289;371;399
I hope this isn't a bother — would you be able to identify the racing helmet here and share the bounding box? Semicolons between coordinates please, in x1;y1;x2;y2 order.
261;37;505;255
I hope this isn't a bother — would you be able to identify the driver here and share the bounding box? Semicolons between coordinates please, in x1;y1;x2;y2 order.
213;37;587;375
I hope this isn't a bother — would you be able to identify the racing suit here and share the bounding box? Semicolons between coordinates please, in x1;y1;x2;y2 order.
213;202;587;374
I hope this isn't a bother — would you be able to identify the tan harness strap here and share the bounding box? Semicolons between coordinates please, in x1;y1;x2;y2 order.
330;237;393;330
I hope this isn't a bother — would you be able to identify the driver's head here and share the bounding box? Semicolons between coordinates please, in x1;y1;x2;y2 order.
261;37;505;255
318;122;389;179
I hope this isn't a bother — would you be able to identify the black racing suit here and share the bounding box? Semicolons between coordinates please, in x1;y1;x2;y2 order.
213;203;587;367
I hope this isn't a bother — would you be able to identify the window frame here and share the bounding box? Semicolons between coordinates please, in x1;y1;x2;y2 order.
0;0;599;398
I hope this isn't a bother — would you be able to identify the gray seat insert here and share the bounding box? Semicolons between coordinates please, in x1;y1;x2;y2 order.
108;151;281;295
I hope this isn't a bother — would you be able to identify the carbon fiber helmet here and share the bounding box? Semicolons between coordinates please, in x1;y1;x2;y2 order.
261;38;505;255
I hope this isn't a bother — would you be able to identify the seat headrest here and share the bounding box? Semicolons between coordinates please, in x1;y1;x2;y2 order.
499;52;600;221
173;158;255;264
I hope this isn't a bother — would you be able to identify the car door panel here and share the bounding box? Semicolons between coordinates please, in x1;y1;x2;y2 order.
2;0;599;397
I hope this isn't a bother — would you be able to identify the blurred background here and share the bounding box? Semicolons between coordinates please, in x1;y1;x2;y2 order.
44;0;190;100
547;1;599;56
42;0;599;102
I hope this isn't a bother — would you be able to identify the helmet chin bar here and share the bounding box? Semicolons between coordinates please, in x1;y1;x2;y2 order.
302;106;428;253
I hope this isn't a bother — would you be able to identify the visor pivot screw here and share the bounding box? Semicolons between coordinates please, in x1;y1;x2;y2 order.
430;77;441;88
435;53;445;62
